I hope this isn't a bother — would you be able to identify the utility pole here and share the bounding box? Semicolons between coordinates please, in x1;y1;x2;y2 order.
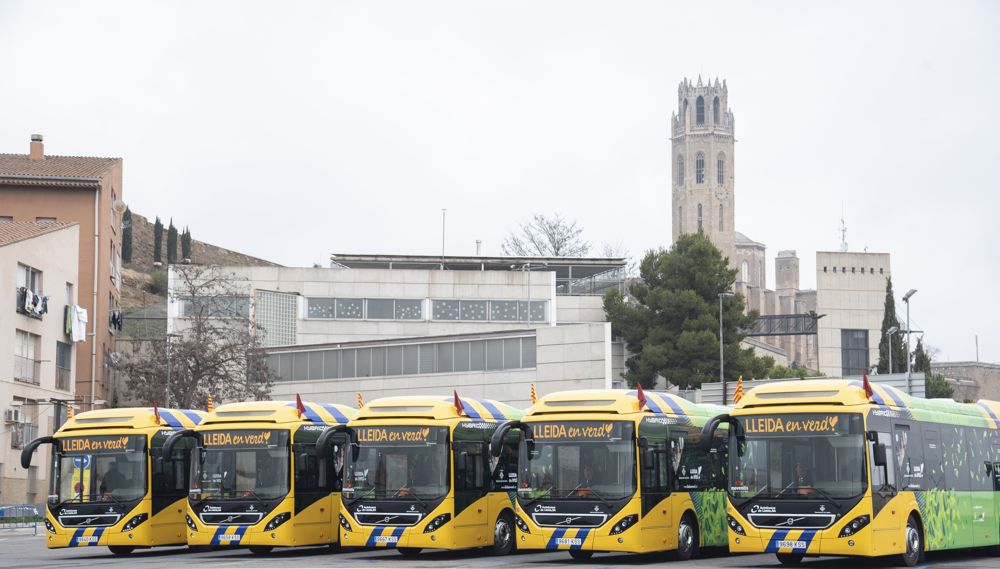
902;289;917;394
719;292;734;404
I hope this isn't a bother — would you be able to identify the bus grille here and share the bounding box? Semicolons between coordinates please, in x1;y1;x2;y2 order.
199;512;264;525
531;513;607;527
58;514;121;527
355;512;422;526
747;514;836;529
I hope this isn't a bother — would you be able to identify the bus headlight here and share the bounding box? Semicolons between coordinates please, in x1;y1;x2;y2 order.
838;515;870;537
609;514;638;535
44;518;56;534
186;515;198;531
121;513;148;532
339;514;352;532
727;514;746;536
515;514;530;534
264;512;291;532
423;514;451;533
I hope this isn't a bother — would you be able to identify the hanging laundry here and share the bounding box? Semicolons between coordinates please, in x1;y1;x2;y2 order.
24;288;34;312
65;305;73;336
39;296;48;315
71;305;88;343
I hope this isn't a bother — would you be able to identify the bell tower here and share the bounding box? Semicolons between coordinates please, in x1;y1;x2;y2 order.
671;76;736;265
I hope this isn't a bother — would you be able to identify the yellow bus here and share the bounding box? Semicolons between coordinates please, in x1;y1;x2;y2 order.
701;378;1000;566
20;406;205;555
338;393;523;556
491;388;730;561
165;398;356;554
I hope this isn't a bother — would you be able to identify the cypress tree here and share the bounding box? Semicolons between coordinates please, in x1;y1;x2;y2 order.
167;219;178;264
181;227;192;261
876;277;909;374
153;216;163;263
121;208;132;264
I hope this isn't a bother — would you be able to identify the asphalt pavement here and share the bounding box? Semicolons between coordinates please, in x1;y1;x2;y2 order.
2;530;999;569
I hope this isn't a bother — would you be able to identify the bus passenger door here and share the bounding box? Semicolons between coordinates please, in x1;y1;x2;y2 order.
638;422;671;550
150;434;193;544
869;431;901;555
453;442;489;545
292;444;332;544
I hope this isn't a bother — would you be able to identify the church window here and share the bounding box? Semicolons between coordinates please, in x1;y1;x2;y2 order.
696;96;705;125
696;152;705;184
880;268;884;275
719;205;723;231
823;266;828;273
676;155;684;185
717;152;725;185
683;99;689;124
697;204;703;231
713;96;720;124
741;261;748;283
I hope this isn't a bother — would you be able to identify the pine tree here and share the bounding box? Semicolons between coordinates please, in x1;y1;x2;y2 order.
153;216;163;263
912;339;932;375
912;339;954;399
181;227;192;261
167;219;178;264
121;208;132;264
876;277;908;374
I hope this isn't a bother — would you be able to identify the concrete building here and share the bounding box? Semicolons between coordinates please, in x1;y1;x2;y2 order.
0;135;124;410
932;361;1000;402
166;255;626;408
815;252;892;377
0;222;80;504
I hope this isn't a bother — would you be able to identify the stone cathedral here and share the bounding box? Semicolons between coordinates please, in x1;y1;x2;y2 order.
671;76;817;369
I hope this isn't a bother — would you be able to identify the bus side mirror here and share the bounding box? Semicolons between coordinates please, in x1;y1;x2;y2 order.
873;443;887;467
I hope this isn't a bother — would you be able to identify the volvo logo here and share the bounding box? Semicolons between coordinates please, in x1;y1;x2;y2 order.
557;516;581;525
376;515;398;524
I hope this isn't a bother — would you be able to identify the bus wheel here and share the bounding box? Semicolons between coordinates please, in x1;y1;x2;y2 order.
898;516;922;567
568;550;593;560
108;546;134;556
249;546;274;555
491;512;515;556
397;547;422;556
672;514;699;561
776;552;804;565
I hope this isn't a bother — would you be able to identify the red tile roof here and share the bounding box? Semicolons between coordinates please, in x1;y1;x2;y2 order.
0;153;120;186
0;221;79;248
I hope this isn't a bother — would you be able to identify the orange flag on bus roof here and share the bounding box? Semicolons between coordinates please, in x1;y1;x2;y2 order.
530;383;537;404
733;375;744;404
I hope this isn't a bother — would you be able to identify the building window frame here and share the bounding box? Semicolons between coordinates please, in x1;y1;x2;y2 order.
696;152;705;184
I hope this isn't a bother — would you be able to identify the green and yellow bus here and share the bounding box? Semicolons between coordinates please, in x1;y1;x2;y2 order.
20;406;205;554
701;378;1000;566
165;399;356;554
338;393;523;556
491;388;729;560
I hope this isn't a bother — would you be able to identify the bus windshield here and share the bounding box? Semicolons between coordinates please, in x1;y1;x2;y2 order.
730;413;866;502
192;430;290;501
520;421;635;500
345;426;449;501
52;435;147;504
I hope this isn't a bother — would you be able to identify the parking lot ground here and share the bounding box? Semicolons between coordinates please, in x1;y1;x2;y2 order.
2;533;999;569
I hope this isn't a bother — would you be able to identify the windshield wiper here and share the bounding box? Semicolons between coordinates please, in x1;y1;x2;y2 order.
391;487;428;508
580;487;614;508
802;485;841;506
239;488;267;505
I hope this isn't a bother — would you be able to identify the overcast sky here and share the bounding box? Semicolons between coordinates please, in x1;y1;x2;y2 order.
1;1;997;363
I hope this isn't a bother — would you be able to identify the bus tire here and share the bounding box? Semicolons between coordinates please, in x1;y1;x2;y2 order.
329;540;342;553
568;550;593;560
491;511;515;556
397;547;422;556
776;552;804;565
897;515;922;567
108;546;134;556
249;546;274;555
672;513;699;561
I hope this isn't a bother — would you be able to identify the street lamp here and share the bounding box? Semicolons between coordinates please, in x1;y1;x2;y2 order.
902;289;917;394
886;326;898;373
719;291;735;404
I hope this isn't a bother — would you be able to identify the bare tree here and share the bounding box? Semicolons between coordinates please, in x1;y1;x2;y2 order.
501;213;591;257
113;265;273;408
599;241;637;277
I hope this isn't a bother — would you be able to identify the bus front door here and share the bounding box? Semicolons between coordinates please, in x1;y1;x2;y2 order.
453;442;489;545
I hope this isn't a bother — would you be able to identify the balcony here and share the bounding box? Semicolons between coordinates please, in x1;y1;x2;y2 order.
15;288;43;320
14;355;40;385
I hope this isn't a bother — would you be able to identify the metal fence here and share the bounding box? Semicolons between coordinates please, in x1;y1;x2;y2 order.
0;504;39;534
700;373;927;405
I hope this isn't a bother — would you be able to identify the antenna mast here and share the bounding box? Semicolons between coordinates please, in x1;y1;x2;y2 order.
839;203;848;252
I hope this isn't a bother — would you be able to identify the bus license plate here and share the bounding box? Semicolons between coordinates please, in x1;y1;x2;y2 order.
777;540;806;550
374;535;399;543
556;538;583;546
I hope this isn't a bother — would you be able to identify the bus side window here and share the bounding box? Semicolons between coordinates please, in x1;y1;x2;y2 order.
870;432;895;491
711;429;728;490
923;428;943;489
455;443;485;491
893;424;924;491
